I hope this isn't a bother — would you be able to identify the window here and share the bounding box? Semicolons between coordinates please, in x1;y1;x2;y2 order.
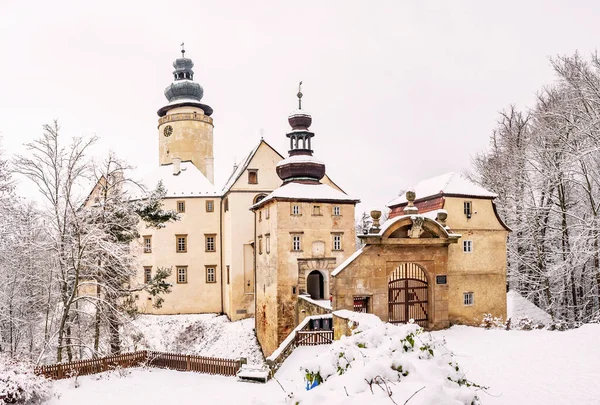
143;236;152;253
463;240;473;253
464;201;472;218
266;233;270;254
205;234;216;252
176;235;187;253
292;234;302;251
206;200;214;212
177;267;187;284
258;236;263;255
333;234;342;251
292;205;301;216
265;206;270;219
248;169;258;184
206;266;216;283
258;210;262;221
144;267;152;283
354;296;369;313
224;198;229;212
227;265;230;284
333;206;341;216
463;292;474;306
177;201;185;213
253;194;266;204
312;205;321;216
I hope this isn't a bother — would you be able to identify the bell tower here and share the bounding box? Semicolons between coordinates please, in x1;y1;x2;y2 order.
157;45;214;183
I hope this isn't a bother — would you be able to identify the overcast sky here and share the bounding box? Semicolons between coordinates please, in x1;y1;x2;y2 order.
2;0;600;214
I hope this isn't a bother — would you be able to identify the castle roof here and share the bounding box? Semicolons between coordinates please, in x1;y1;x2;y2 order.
221;139;284;193
129;161;217;200
250;182;359;210
387;172;497;207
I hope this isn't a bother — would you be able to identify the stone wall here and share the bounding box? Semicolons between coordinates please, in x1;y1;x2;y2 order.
297;295;331;325
254;199;357;357
332;243;450;329
333;312;355;340
158;106;214;181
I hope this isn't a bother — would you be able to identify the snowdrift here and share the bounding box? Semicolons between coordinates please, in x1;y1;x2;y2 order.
122;314;264;365
290;313;484;405
507;291;552;324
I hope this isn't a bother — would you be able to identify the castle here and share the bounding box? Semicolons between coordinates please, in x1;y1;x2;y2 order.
127;49;508;357
132;49;346;322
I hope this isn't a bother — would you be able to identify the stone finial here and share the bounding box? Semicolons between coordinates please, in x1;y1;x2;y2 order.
404;188;418;215
436;209;448;227
370;210;382;233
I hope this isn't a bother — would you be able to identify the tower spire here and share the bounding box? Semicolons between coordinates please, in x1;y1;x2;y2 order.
297;81;303;110
276;87;325;184
181;42;185;57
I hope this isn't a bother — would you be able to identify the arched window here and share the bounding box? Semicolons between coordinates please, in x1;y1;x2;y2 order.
253;194;267;205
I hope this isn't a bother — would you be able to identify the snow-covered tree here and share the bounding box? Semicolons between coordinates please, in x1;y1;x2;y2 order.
81;152;177;355
472;51;600;323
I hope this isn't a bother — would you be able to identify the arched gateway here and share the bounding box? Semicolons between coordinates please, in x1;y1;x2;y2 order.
388;263;428;327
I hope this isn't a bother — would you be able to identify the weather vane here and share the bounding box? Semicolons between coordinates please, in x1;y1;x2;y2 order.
181;42;185;57
297;81;303;109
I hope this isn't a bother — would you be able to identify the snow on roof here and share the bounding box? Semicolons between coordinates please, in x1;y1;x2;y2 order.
375;214;454;238
288;109;310;117
275;154;324;168
507;290;553;324
221;140;284;193
221;144;259;192
129;161;217;199
251;182;359;210
387;172;497;207
331;246;366;277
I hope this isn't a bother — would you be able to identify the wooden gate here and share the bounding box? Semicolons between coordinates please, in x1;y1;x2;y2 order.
296;330;334;346
388;263;428;327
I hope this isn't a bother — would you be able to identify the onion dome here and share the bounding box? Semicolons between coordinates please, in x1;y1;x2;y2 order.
157;45;213;117
276;82;326;184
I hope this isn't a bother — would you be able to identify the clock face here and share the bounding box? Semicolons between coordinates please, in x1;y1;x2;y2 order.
163;125;173;137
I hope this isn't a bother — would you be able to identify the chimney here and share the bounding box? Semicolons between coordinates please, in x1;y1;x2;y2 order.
205;157;214;184
173;157;181;175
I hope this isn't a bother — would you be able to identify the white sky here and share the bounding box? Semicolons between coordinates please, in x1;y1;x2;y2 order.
1;0;599;213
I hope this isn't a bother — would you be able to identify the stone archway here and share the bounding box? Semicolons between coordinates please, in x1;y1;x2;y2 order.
388;263;428;327
297;257;337;299
307;270;325;299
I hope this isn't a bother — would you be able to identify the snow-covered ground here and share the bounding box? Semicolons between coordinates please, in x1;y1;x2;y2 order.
431;325;600;405
122;314;264;365
48;323;600;405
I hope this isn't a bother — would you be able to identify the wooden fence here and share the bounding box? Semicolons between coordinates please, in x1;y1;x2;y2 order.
295;330;334;346
147;351;240;376
35;350;242;380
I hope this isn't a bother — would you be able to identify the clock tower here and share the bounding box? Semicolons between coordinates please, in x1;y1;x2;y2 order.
157;47;214;183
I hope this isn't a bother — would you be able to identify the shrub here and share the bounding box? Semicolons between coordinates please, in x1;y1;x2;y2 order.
0;356;52;404
480;313;505;329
